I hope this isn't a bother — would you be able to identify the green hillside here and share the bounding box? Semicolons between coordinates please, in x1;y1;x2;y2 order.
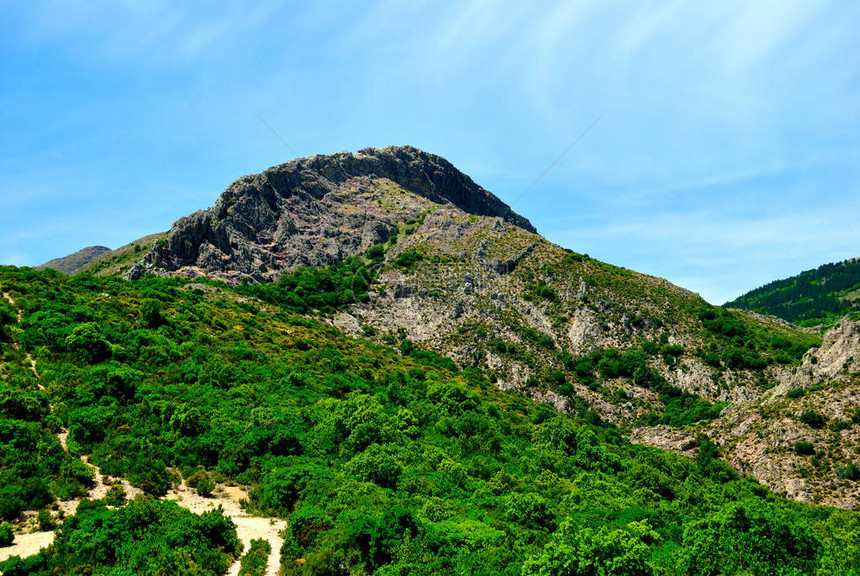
725;258;860;327
2;264;859;575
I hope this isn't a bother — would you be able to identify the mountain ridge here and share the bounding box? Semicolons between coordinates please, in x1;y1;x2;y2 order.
36;245;112;275
725;257;860;327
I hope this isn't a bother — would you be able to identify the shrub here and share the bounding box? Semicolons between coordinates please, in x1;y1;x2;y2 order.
104;485;127;507
238;538;271;576
366;244;385;260
0;523;13;547
799;410;827;429
522;519;651;576
504;492;553;529
394;251;422;269
681;501;821;575
65;322;111;363
196;476;215;497
140;298;163;328
794;441;815;456
37;509;55;531
837;462;860;481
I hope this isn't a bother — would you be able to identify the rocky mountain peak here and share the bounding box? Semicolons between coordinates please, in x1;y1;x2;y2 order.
129;146;534;283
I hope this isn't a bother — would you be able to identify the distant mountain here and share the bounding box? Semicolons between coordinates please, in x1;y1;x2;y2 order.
37;245;112;274
725;258;860;327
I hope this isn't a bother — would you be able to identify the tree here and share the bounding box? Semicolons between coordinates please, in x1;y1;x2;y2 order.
65;322;111;363
681;501;821;576
0;523;13;547
521;518;652;576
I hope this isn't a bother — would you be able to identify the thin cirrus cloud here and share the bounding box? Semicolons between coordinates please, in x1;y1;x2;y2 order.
0;0;857;305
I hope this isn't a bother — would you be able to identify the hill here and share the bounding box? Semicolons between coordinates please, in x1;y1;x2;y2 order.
725;258;860;327
36;246;112;275
107;146;859;505
2;146;859;573
1;266;858;575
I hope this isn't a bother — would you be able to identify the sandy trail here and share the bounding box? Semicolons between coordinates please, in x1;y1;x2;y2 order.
0;288;285;574
0;465;285;573
0;456;142;563
165;484;286;576
2;291;38;377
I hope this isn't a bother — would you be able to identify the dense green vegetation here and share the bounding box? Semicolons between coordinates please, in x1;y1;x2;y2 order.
239;539;271;576
0;498;240;575
558;346;729;427
0;265;858;575
695;307;816;368
0;523;14;547
726;258;860;326
236;255;377;313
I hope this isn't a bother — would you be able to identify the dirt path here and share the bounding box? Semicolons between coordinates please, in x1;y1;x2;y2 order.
2;291;38;377
0;465;285;572
165;484;286;576
0;287;285;573
0;456;143;563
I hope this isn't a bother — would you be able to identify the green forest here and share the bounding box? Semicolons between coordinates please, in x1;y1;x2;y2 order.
725;258;860;326
1;264;859;575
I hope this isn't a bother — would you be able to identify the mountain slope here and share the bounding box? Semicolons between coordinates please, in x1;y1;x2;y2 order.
104;146;860;506
726;258;860;326
1;266;858;575
37;245;112;274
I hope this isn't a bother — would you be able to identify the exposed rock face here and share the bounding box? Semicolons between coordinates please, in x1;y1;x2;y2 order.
129;146;535;283
38;246;112;275
785;319;860;390
634;320;860;510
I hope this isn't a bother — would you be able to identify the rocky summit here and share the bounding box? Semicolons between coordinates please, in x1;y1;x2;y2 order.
128;145;534;284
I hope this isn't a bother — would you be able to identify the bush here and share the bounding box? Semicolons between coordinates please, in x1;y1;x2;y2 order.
837;462;860;481
104;485;127;507
37;509;55;531
394;251;423;269
799;410;827;429
196;476;215;497
238;538;271;576
522;519;652;576
504;493;553;529
366;244;385;260
0;523;13;547
140;299;163;328
681;501;821;576
65;322;111;363
794;441;815;456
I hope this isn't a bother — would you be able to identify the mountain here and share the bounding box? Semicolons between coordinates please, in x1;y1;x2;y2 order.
2;146;859;573
726;258;860;326
36;245;112;274
94;145;858;505
126;145;535;284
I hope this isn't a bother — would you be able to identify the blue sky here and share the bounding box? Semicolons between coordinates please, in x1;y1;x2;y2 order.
1;1;858;304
